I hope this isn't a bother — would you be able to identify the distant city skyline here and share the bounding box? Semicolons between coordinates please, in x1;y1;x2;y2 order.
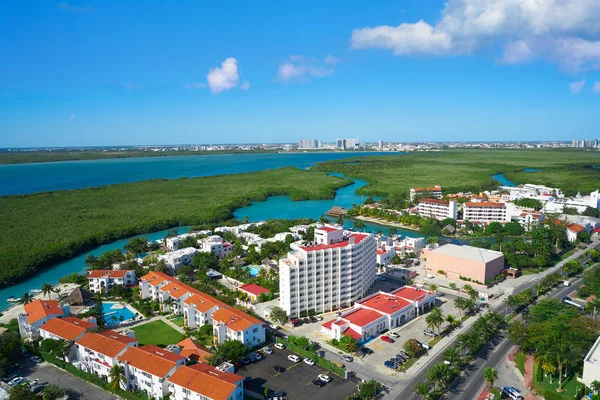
1;0;600;147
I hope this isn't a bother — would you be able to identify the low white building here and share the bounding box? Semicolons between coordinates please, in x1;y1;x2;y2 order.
119;345;186;399
87;270;136;293
75;330;138;380
321;286;436;343
168;363;244;400
516;210;545;231
376;238;396;265
394;236;426;256
165;233;197;251
211;306;266;347
582;336;600;389
158;247;198;272
566;223;589;242
544;191;600;214
410;185;443;202
499;183;563;201
417;198;457;220
18;299;70;339
198;236;232;260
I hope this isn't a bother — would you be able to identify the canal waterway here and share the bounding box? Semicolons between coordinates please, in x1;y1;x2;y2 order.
0;152;396;196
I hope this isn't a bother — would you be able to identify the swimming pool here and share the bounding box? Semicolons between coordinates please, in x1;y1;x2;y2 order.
102;302;136;326
248;266;261;277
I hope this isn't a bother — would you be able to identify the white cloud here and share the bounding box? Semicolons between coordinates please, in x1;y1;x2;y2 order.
351;0;600;71
206;57;241;94
68;114;75;120
569;79;585;94
593;81;600;93
277;55;338;83
58;2;93;12
240;81;250;90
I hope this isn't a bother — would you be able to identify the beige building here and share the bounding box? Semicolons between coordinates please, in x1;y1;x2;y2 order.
422;244;505;284
417;198;457;220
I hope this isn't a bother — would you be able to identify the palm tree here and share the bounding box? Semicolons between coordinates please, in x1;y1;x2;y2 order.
427;363;451;390
454;297;467;318
162;297;175;313
429;283;438;293
57;340;72;361
443;347;461;366
540;360;557;384
446;314;460;330
20;292;34;305
413;382;431;400
108;364;126;391
41;283;57;300
590;380;600;394
344;339;359;353
426;307;444;334
483;366;499;387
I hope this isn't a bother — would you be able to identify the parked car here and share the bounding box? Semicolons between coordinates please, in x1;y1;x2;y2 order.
419;342;431;350
252;353;262;361
316;316;323;321
8;377;25;387
271;391;287;397
274;343;286;350
381;335;395;343
289;319;301;327
399;351;410;359
384;360;395;369
263;347;274;355
423;329;437;337
389;332;400;339
378;276;386;281
341;355;353;362
303;358;315;366
272;365;286;373
318;374;332;383
309;316;318;323
362;348;374;355
2;373;17;383
241;358;251;365
312;379;326;387
287;354;301;363
31;356;42;363
316;350;325;357
269;324;279;330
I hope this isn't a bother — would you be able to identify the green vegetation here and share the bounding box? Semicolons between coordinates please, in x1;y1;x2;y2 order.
132;320;185;347
0;167;350;288
276;336;346;377
316;148;600;197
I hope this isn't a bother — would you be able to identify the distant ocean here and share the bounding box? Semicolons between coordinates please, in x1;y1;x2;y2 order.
0;152;396;196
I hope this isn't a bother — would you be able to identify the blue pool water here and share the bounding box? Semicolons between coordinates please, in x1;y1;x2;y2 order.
103;302;135;325
248;266;261;277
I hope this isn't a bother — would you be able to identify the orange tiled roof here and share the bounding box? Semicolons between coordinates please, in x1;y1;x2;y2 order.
419;198;449;205
119;345;184;378
76;330;138;358
88;270;132;278
159;282;193;299
212;307;262;332
412;186;442;192
168;363;242;400
24;299;64;324
567;223;586;234
140;271;172;284
40;316;96;341
177;338;211;363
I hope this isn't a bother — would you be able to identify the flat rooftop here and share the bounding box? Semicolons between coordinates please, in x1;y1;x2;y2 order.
428;244;504;263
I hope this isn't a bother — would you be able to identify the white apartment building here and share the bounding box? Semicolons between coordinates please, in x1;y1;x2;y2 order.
75;330;138;380
582;336;600;389
211;306;266;346
544;190;600;214
394;236;426;256
499;183;564;201
168;363;244;400
18;299;70;339
119;345;186;399
198;235;233;260
87;270;136;293
279;226;378;318
516;210;545;231
298;139;318;149
463;202;511;222
417;198;458;220
165;233;198;251
157;247;198;272
410;185;443;202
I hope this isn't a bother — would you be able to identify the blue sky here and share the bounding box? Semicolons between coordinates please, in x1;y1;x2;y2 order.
1;0;599;147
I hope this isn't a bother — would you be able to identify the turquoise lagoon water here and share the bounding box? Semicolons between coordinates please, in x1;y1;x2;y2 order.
0;152;395;196
103;302;136;326
492;173;516;187
0;227;190;311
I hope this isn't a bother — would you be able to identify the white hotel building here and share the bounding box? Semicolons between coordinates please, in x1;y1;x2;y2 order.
463;202;511;223
417;198;458;220
279;226;377;318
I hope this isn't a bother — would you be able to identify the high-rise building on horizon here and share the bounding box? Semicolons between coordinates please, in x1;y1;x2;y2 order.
298;139;318;149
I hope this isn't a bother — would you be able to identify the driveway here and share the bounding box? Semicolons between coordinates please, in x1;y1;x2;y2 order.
15;358;117;400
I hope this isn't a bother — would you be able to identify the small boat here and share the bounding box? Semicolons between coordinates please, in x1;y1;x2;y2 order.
7;296;21;303
30;289;42;295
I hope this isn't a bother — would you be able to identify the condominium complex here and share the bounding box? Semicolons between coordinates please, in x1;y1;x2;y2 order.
410;185;443;202
87;270;137;293
463;202;510;222
278;226;378;318
18;299;70;339
298;139;318;149
417;198;457;220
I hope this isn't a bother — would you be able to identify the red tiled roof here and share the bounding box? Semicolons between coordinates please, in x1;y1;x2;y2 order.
343;328;362;340
140;271;172;284
567;223;586;234
40;316;96;341
316;226;339;233
321;320;335;330
419;198;449;205
24;299;64;324
168;363;243;400
300;233;368;251
119;345;184;378
359;293;412;315
177;338;211;363
88;270;132;278
465;202;506;208
341;308;384;327
391;286;432;301
212;306;263;332
239;283;269;296
76;330;137;358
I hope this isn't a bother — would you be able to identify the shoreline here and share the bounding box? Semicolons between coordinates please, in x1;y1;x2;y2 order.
353;215;422;233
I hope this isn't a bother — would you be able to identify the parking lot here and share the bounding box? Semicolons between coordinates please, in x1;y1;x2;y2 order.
236;345;358;400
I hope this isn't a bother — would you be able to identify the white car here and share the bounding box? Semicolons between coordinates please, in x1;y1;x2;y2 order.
270;324;279;330
316;316;323;321
287;354;301;363
389;332;400;339
263;347;274;355
318;374;331;383
303;358;315;366
274;343;285;350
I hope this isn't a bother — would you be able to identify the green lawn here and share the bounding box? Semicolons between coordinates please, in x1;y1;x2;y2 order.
132;320;185;347
515;352;526;376
532;361;580;400
170;317;185;327
489;387;501;400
